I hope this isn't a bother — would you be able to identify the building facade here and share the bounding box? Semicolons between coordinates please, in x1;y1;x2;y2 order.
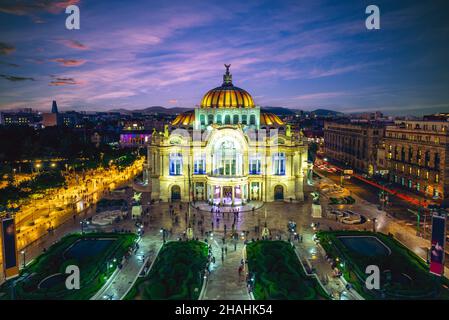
148;66;309;204
383;120;449;201
323;121;385;175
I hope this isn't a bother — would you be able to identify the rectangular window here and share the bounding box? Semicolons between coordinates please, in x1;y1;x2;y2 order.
193;154;206;174
169;152;182;175
272;152;286;175
249;154;261;174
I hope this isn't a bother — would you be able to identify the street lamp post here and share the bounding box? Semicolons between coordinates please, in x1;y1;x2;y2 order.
417;201;422;236
80;220;89;234
20;250;26;268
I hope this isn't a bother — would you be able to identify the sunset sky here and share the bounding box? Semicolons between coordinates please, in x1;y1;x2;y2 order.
0;0;448;115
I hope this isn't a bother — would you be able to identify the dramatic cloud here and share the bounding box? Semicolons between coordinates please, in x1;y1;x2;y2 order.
57;39;89;50
90;91;136;100
0;0;448;115
49;76;81;86
0;0;80;16
0;42;15;55
0;74;34;81
49;58;87;67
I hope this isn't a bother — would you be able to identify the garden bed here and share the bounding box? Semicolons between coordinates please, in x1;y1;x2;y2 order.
0;232;137;300
125;241;208;300
317;230;449;299
246;241;329;300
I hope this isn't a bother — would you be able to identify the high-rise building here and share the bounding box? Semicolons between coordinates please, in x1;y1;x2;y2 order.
42;100;61;127
51;100;59;114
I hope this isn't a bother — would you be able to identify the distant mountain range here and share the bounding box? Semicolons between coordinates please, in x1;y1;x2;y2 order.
110;106;192;115
311;109;345;117
109;106;344;117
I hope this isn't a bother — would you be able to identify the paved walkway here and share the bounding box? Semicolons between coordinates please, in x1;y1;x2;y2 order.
293;232;362;300
193;201;264;213
92;233;162;300
201;235;250;300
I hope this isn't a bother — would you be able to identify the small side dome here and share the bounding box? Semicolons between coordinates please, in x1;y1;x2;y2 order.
260;112;284;126
171;111;194;126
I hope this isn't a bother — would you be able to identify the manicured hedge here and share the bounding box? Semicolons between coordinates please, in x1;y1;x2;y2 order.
246;241;329;300
317;230;449;299
0;232;137;300
126;241;208;300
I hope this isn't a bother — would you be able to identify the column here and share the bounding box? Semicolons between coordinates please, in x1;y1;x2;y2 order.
220;186;223;205
232;186;235;205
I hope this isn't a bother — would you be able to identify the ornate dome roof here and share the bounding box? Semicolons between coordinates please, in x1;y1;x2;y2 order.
200;65;255;109
171;110;284;127
260;112;284;126
171;111;194;126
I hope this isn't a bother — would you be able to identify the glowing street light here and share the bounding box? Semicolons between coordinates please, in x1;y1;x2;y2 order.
20;250;26;268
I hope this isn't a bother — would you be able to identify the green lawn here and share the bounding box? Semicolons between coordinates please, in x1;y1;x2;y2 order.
317;230;449;299
125;241;208;300
0;232;137;300
246;241;329;300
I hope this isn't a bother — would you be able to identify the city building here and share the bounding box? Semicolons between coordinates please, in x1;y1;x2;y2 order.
323;120;385;175
41;100;61;127
382;120;449;201
148;65;310;203
120;133;151;147
0;109;40;126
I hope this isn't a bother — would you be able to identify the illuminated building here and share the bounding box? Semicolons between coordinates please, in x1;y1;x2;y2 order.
148;65;309;203
323;120;385;175
382;120;449;201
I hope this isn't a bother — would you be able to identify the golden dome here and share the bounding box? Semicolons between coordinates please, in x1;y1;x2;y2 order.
172;111;194;126
260;112;284;126
200;64;255;109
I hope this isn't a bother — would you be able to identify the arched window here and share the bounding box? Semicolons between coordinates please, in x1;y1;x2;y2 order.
249;114;256;125
233;114;239;124
242;114;247;125
208;114;214;124
224;114;231;124
216;114;222;124
200;114;205;125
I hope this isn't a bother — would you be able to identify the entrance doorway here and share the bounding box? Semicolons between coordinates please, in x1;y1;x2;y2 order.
222;186;232;205
171;185;181;201
195;182;204;201
274;185;284;201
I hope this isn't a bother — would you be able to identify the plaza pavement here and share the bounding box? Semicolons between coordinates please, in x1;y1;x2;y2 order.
3;169;443;299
